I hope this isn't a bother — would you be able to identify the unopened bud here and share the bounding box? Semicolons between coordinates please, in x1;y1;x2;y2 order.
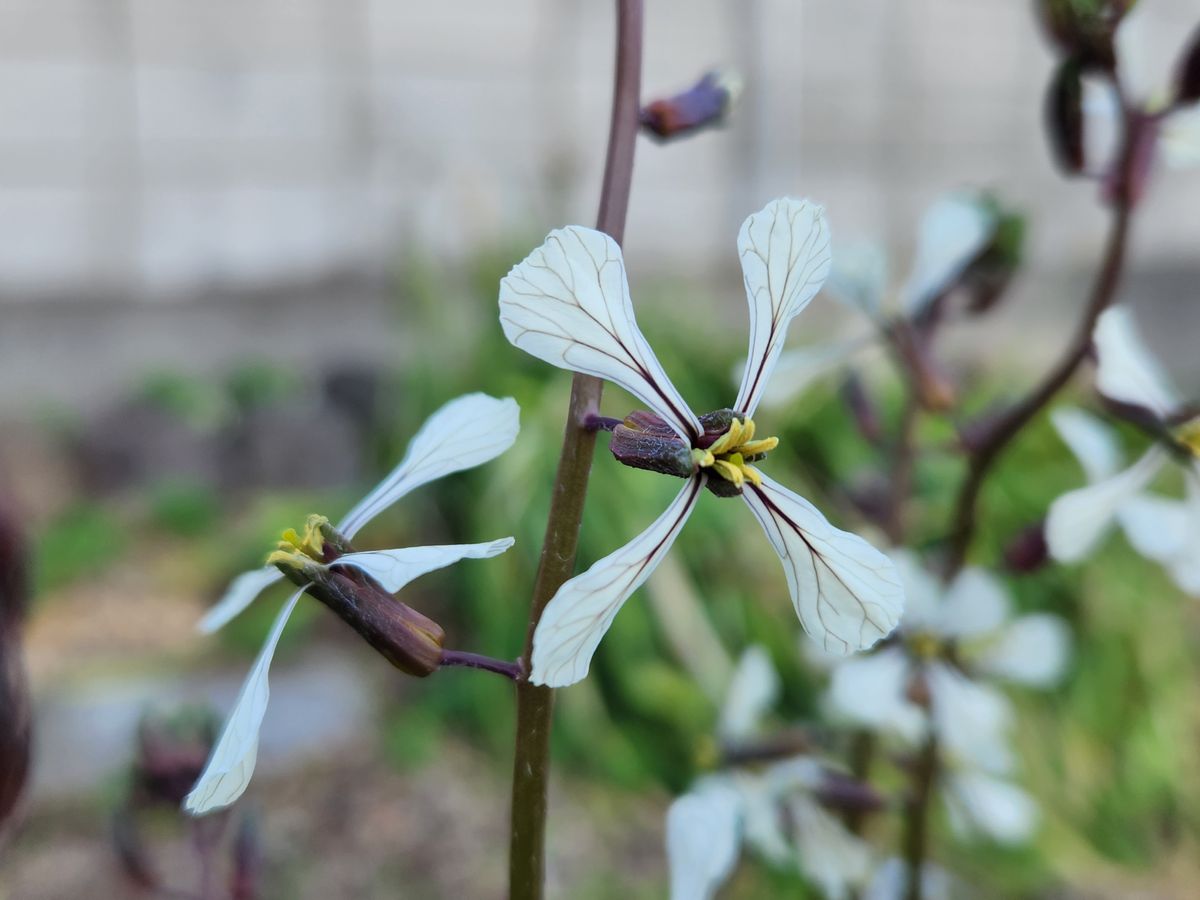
640;70;742;142
1046;57;1087;175
962;204;1026;316
1003;522;1049;573
1034;1;1122;70
813;769;886;816
1177;26;1200;105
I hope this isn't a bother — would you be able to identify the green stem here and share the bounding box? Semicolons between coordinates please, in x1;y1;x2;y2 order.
901;734;939;900
507;2;643;897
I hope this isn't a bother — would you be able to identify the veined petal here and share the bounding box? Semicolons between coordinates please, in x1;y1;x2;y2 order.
530;477;704;687
184;588;304;815
499;226;700;441
1050;407;1122;483
1162;106;1200;169
1046;446;1168;562
936;567;1011;640
826;648;924;743
198;566;284;634
899;193;994;315
1094;307;1180;419
790;796;873;900
974;614;1071;687
718;645;781;742
334;537;515;594
667;779;743;900
742;473;903;654
337;393;519;539
944;771;1038;845
733;198;833;418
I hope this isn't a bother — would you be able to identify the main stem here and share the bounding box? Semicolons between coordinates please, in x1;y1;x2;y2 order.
942;108;1142;575
507;3;643;898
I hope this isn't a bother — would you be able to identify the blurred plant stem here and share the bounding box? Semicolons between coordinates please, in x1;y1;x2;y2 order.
507;2;643;897
902;735;939;900
942;100;1145;576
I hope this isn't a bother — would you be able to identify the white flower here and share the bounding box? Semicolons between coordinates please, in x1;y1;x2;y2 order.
757;193;995;410
184;393;520;815
1046;308;1200;592
667;649;873;900
499;198;904;687
863;858;952;900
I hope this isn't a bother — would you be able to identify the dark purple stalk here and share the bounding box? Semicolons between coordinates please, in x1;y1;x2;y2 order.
440;649;522;680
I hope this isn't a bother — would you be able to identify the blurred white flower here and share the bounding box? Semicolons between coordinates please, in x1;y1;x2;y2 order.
756;193;996;410
499;198;904;687
863;857;951;900
667;648;873;900
184;393;520;815
1046;308;1200;593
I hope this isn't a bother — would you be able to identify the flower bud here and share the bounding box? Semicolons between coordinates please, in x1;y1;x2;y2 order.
609;410;695;479
961;204;1026;316
1046;57;1087;175
1003;521;1049;573
1177;26;1200;105
812;769;886;816
640;70;742;142
1034;1;1123;70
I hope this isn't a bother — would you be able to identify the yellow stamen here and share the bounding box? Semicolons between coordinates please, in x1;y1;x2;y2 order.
908;631;942;661
711;459;744;486
1176;418;1200;457
270;514;329;565
739;437;779;457
695;416;778;489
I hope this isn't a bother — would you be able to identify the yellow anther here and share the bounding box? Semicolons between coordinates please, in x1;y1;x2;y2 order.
908;631;942;661
696;416;779;489
273;514;329;563
1176;418;1200;457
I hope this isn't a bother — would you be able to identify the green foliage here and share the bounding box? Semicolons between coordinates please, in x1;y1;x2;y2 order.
31;502;127;597
147;479;220;538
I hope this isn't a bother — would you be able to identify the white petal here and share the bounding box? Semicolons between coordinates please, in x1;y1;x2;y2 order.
864;858;951;900
1162;106;1200;169
826;647;924;743
733;198;833;418
530;477;704;687
827;239;888;318
333;537;514;594
790;796;873;900
1094;307;1180;419
945;771;1038;845
197;566;284;634
742;473;903;654
1082;77;1122;174
736;772;792;864
899;193;994;315
667;780;743;900
1046;446;1167;563
1050;407;1122;483
1165;547;1200;596
975;614;1071;687
936;567;1011;640
887;549;944;632
927;662;1013;775
748;336;871;411
499;226;700;441
1113;0;1182;108
718;645;781;742
337;393;519;539
184;588;304;815
1117;494;1191;562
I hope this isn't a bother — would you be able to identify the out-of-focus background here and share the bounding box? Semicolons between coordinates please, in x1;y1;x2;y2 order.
3;1;1200;897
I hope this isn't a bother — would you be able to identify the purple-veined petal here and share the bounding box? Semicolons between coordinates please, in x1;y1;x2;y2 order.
944;771;1038;845
733;198;833;418
333;537;514;594
337;393;519;539
718;645;780;742
666;779;743;900
899;193;994;315
1094;307;1180;419
1050;407;1123;483
742;473;903;654
974;614;1071;687
184;587;305;815
530;477;704;687
499;226;700;441
1046;446;1167;562
936;567;1011;640
198;566;284;634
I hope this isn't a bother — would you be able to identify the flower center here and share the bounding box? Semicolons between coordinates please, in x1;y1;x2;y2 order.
1174;417;1200;458
906;630;943;662
266;514;329;567
690;416;778;488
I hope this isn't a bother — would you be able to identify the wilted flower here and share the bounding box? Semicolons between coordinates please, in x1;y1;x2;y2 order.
667;648;874;900
1046;308;1200;592
756;192;996;410
499;198;904;687
185;393;519;814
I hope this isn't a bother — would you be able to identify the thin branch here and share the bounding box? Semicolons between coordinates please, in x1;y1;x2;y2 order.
440;649;522;680
508;2;644;897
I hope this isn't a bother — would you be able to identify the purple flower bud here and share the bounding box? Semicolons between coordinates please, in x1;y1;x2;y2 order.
640;70;741;142
812;769;886;816
1003;522;1049;574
